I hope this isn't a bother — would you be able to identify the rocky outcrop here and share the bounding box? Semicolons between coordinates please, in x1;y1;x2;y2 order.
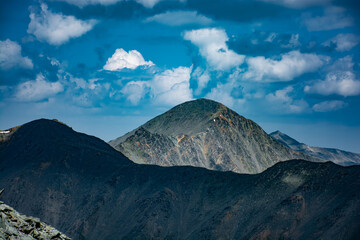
0;201;71;240
270;130;360;166
110;98;321;173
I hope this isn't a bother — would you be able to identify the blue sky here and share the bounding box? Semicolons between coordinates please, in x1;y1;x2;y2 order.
0;0;359;152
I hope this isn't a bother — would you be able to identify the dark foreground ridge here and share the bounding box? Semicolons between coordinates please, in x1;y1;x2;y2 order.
110;99;320;174
1;119;360;239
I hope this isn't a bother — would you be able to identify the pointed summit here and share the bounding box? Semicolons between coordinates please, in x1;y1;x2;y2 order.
110;99;319;173
142;98;246;136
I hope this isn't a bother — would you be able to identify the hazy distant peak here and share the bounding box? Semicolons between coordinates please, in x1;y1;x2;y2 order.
270;130;360;166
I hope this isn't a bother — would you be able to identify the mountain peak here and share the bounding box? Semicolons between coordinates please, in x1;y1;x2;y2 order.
143;98;244;136
110;99;318;173
270;130;301;148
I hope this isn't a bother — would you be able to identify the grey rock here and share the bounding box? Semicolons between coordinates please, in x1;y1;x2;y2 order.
0;202;71;240
110;98;321;173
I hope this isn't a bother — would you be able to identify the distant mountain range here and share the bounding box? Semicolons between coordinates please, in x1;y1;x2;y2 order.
270;130;360;166
1;119;359;239
110;99;320;174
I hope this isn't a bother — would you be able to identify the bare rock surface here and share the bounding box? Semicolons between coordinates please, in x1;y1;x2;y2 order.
110;98;321;173
0;201;71;240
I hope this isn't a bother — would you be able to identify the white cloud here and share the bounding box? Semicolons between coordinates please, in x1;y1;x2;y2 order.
54;0;122;7
151;66;193;105
265;32;277;42
121;81;149;105
303;7;353;31
259;0;331;9
192;67;210;95
0;39;33;70
27;4;97;45
146;11;212;26
15;74;63;102
244;50;324;82
312;100;346;112
266;86;309;113
54;0;184;8
281;34;301;48
103;48;154;71
305;71;360;97
120;66;193;106
183;28;245;71
328;56;354;72
323;34;360;52
206;84;245;108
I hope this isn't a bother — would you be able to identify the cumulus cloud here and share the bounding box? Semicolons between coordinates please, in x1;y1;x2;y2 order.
259;0;331;9
119;66;192;106
15;73;64;102
303;7;353;31
103;48;154;71
0;39;33;70
305;71;360;97
121;81;149;105
266;86;309;113
146;11;212;26
27;4;97;45
312;100;346;112
151;66;193;105
183;28;245;71
323;34;360;52
54;0;184;8
244;51;324;82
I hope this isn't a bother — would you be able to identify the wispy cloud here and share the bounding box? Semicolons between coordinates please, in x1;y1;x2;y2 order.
312;100;346;112
305;71;360;97
266;86;309;113
323;33;360;52
121;81;149;105
0;39;33;70
146;11;212;26
27;4;97;45
259;0;331;9
15;73;63;102
303;7;353;31
54;0;185;8
244;51;324;82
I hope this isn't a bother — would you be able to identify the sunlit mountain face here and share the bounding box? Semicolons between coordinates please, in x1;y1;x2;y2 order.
0;0;359;153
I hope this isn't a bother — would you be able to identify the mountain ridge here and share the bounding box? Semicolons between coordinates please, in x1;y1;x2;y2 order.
110;98;322;174
270;130;360;166
0;119;359;239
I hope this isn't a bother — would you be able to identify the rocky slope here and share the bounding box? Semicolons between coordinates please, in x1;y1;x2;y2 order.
0;119;359;239
270;130;360;166
110;98;320;174
0;200;71;240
